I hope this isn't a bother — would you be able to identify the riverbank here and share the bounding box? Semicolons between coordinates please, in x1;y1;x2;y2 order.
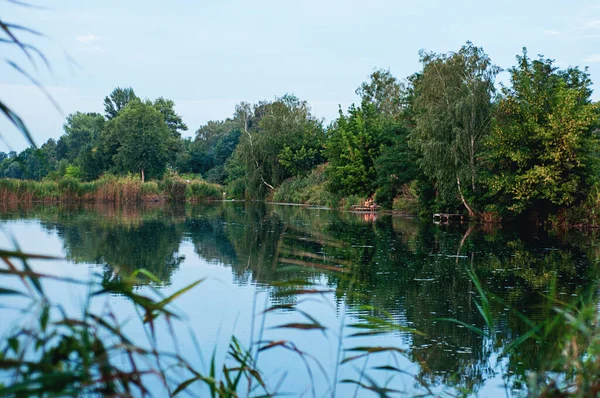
269;165;420;215
0;175;223;203
5;174;599;229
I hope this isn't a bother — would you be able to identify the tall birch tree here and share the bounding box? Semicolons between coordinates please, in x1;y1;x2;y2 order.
410;42;499;215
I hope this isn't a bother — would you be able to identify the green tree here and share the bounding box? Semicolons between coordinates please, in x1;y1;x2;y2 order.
356;69;405;118
152;97;187;135
373;123;419;208
40;138;58;171
58;112;105;162
325;102;384;197
183;119;241;175
213;128;241;166
19;148;48;180
65;164;83;179
485;50;600;216
104;100;170;181
78;145;105;181
234;95;324;198
54;112;107;180
15;139;60;180
354;69;420;207
410;42;499;215
152;97;188;167
103;87;138;120
3;161;23;179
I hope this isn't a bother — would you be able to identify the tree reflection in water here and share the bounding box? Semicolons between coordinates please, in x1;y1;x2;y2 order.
1;201;598;395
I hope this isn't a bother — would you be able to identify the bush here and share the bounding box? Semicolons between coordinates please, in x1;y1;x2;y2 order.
339;194;366;210
159;177;187;202
272;165;335;207
140;181;161;201
186;180;222;201
65;164;82;179
554;184;600;228
391;183;419;215
226;178;246;200
58;176;82;199
204;165;227;184
374;185;395;209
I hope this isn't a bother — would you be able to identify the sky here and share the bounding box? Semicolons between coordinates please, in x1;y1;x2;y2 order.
2;0;600;151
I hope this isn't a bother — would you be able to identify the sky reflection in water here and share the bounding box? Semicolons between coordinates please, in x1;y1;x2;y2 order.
0;202;597;397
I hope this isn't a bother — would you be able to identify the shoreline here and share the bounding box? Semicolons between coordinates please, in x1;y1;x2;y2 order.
3;195;598;229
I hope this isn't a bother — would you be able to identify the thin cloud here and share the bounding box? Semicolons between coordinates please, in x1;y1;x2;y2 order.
89;45;107;54
581;20;600;29
75;34;100;44
75;34;106;53
544;29;561;36
584;54;600;63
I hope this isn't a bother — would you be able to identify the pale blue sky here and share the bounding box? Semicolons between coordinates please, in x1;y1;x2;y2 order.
2;0;600;151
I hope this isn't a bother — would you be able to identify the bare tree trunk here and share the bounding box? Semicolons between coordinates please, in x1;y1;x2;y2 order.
470;136;476;192
457;176;476;217
141;168;145;183
470;92;477;192
260;175;275;191
456;224;475;265
243;115;274;191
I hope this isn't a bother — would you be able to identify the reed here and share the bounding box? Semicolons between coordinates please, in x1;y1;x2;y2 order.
0;248;270;397
0;242;430;397
186;180;222;202
95;174;142;202
0;175;223;204
159;176;187;202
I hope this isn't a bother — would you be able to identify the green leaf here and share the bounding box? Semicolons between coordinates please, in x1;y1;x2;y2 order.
435;317;487;337
40;303;50;331
7;338;19;354
272;323;325;331
0;287;25;296
156;278;204;308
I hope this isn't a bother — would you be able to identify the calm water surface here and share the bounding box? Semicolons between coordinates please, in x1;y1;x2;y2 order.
0;202;598;397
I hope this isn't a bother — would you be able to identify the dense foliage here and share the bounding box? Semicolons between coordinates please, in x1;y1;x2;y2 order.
485;51;599;217
411;43;499;215
231;95;325;198
2;44;600;222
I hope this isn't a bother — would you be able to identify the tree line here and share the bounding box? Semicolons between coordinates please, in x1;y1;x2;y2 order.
2;42;599;221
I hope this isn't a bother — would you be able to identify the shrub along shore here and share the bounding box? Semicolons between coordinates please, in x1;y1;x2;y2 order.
3;172;597;230
0;175;223;203
270;164;420;214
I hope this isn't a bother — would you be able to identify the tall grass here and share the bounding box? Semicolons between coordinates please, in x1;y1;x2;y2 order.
439;266;600;397
0;245;428;397
0;175;222;204
0;260;269;397
272;165;336;207
186;180;222;202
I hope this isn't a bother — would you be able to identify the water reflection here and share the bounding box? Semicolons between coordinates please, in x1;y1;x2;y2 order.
0;202;598;395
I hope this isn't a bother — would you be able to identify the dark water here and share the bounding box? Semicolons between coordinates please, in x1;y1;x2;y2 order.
0;202;598;397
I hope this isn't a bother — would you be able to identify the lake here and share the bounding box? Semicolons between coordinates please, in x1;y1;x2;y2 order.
0;202;597;397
